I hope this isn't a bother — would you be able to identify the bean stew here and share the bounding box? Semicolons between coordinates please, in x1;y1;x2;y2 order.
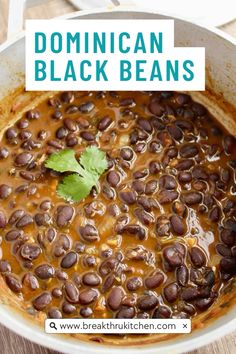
0;90;236;344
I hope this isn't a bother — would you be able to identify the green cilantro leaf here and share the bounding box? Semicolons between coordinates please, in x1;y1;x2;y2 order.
80;145;108;176
45;149;83;174
57;174;92;202
45;146;108;202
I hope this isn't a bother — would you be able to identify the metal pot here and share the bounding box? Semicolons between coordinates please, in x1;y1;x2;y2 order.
0;1;235;353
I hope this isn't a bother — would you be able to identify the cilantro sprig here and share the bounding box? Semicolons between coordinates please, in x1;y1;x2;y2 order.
45;146;108;202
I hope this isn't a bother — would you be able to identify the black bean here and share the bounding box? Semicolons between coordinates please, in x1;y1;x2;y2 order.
159;175;177;190
52;110;62;120
26;109;40;120
82;272;101;286
16;214;33;228
181;192;202;205
220;257;236;275
195;297;215;311
156;131;173;147
19;171;35;181
189;247;206;268
107;171;120;187
145;180;158;195
216;244;232;257
56;270;68;281
64;281;79;303
100;274;114;293
5;128;17;140
167;124;183;141
99;257;117;277
178;172;192;183
174;119;193;131
79;101;94;113
19;130;32;141
63;118;77;132
66;131;78;146
56;205;74;227
223;135;236;154
156;216;170;237
0;210;6;228
22;273;39;290
20;243;41;260
101;184;115;200
172;201;187;217
80;131;95;141
192;166;208;180
137;295;158;311
0;184;12;199
60;92;73;103
132;180;145;194
149;160;161;174
149;140;162;153
51;288;63;298
107;287;124;311
176;159;194;171
126;277;143;292
191;102;206;116
62;302;76;314
56;127;68;139
134;208;154;226
170;215;185;235
47;101;60;116
180;144;199;158
148;101;164;116
34;213;51;227
158;190;178;204
5;274;22;293
175;93;190;105
121;224;146;240
98;116;113;131
35;264;55;279
0;147;9;159
5;229;23;241
137;118;152;133
209;206;221;222
153;306;171;319
120;97;135;106
144;271;164;289
120;147;134;161
80;307;93;318
176;265;189;286
119;191;136;204
137;196;152;212
182;287;199;301
163;283;179;303
78;225;99;243
40;200;52;211
0;260;11;273
14;152;33;166
47;139;63;150
116;306;135;319
12;237;28;255
83;255;96;268
15;184;28;193
61;251;78;269
163;244;185;267
133;169;148;179
48;308;62;319
130;128;148;144
79;289;98;305
33;292;52;310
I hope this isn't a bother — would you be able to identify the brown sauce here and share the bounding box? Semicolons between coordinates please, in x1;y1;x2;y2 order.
0;90;236;344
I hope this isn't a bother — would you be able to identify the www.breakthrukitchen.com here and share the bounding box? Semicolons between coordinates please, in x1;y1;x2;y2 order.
45;318;191;334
